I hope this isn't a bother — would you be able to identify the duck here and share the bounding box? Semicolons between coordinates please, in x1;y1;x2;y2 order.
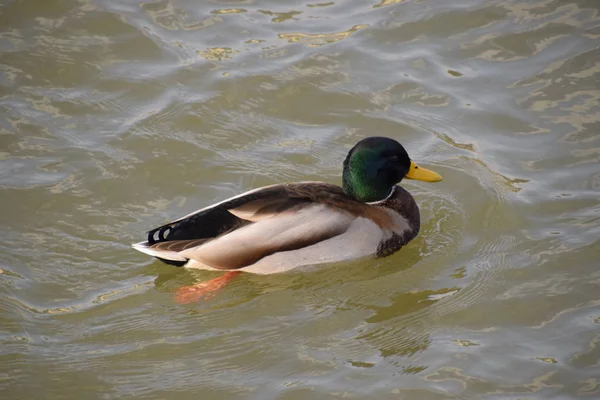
132;136;443;275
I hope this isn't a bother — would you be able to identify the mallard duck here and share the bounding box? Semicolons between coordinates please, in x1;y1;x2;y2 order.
132;137;442;274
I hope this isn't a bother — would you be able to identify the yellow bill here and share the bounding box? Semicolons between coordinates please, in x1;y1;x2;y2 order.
405;161;443;182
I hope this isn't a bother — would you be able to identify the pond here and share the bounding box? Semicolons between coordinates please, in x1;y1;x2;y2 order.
1;0;599;398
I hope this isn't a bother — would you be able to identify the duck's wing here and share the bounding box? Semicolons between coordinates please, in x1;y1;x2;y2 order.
146;183;306;245
132;182;369;269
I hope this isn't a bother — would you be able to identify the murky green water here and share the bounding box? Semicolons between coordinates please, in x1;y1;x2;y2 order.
1;0;599;398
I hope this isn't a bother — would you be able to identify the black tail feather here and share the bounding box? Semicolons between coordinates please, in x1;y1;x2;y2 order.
156;257;187;267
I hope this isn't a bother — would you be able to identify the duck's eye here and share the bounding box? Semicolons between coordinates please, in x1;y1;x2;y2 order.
390;155;399;162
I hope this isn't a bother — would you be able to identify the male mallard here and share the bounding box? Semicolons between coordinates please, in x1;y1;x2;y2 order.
132;137;442;274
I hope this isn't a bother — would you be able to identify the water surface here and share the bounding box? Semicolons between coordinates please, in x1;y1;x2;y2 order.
1;0;599;398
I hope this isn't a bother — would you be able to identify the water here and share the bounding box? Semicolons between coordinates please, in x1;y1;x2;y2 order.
1;0;599;398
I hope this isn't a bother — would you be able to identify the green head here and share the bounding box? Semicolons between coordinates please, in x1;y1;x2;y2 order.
342;137;443;202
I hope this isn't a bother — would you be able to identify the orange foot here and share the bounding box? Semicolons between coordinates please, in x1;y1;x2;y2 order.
174;271;242;304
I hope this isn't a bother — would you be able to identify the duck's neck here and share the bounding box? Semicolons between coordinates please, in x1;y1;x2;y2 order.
342;161;394;203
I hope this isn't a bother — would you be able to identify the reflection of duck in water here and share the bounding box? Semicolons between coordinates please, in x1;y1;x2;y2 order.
132;137;443;302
